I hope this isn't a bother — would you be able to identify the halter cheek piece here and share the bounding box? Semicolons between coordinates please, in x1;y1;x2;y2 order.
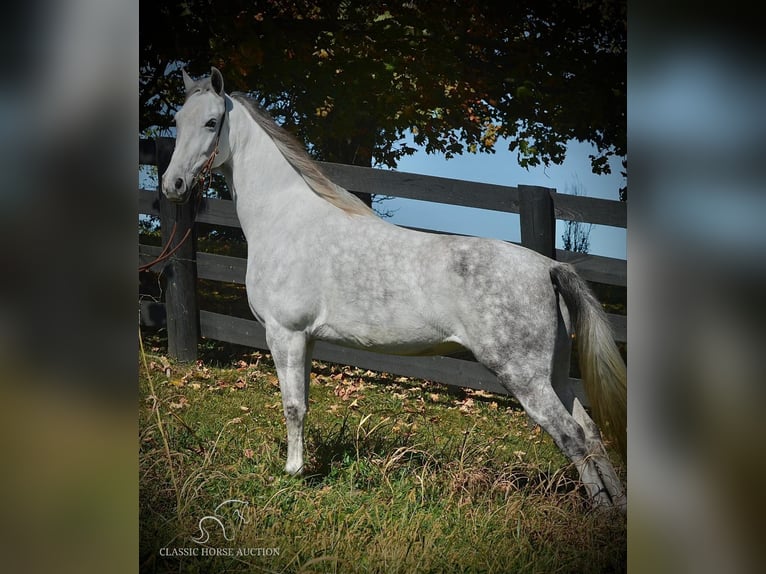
194;110;226;196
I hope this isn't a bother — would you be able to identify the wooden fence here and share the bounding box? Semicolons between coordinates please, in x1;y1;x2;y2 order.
138;137;626;406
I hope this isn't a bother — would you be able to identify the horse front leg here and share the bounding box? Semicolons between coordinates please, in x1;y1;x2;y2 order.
266;328;314;476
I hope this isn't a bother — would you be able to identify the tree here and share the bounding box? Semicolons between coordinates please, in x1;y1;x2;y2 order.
141;1;625;187
561;178;594;254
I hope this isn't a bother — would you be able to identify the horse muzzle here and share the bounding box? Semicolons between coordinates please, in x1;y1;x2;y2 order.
161;172;193;204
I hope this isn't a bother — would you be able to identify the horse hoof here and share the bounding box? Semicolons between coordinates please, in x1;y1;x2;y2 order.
285;462;304;476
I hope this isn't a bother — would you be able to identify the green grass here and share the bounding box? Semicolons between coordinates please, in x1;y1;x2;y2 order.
139;336;626;573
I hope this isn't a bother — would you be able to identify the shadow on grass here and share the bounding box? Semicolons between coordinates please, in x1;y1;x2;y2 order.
301;412;405;487
296;409;589;510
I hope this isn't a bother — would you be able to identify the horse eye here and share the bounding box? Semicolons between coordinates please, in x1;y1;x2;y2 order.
205;118;217;129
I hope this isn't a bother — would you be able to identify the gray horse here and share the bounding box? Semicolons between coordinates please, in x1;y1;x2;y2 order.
162;68;626;508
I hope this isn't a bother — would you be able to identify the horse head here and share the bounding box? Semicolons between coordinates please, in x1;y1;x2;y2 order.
161;67;229;203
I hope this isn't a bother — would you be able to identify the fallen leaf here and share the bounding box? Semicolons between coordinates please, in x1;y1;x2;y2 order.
333;380;363;401
458;398;475;413
404;403;426;414
169;397;189;410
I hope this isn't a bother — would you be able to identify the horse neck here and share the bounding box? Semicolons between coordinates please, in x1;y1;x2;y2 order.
224;99;328;239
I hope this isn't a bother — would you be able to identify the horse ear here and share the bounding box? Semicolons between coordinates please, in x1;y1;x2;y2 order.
182;68;194;92
210;67;224;96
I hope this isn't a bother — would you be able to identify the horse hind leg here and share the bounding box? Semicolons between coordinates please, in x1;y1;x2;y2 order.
496;362;617;508
551;308;626;508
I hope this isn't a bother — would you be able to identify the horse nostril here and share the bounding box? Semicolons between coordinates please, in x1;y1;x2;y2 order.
174;178;184;190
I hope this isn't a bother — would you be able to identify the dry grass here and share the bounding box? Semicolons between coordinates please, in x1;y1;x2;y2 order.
139;339;626;573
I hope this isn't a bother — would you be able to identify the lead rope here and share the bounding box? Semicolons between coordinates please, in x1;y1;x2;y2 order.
139;135;220;273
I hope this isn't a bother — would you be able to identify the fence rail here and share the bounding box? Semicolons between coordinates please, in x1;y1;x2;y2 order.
320;162;627;228
138;137;626;406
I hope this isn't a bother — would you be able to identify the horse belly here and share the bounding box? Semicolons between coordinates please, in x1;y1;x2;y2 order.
311;304;467;357
314;325;467;356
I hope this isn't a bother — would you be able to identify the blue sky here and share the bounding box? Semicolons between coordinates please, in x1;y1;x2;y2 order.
379;137;626;260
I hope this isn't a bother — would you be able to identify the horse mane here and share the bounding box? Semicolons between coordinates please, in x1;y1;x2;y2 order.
230;93;375;217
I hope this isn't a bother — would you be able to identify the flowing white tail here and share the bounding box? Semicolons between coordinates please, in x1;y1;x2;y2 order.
551;263;627;460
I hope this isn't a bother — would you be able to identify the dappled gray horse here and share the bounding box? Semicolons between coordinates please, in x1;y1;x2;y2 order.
162;68;626;508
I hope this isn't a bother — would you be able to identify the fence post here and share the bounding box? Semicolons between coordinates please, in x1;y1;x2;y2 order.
519;185;556;259
156;137;199;362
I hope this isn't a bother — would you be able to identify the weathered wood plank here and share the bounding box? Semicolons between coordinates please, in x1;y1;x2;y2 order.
139;189;159;217
140;306;588;406
386;225;627;290
569;378;589;408
199;309;268;348
196;197;240;227
142;139;625;229
141;243;625;342
139;201;627;289
139;190;240;228
556;249;627;287
320;162;521;213
199;310;509;395
139;139;156;166
138;244;163;270
554;193;626;228
140;245;248;285
314;342;509;395
197;252;247;284
519;185;556;258
608;314;627;342
199;310;590;405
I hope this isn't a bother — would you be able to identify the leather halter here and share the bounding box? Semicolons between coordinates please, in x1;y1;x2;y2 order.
139;110;225;273
193;110;226;197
